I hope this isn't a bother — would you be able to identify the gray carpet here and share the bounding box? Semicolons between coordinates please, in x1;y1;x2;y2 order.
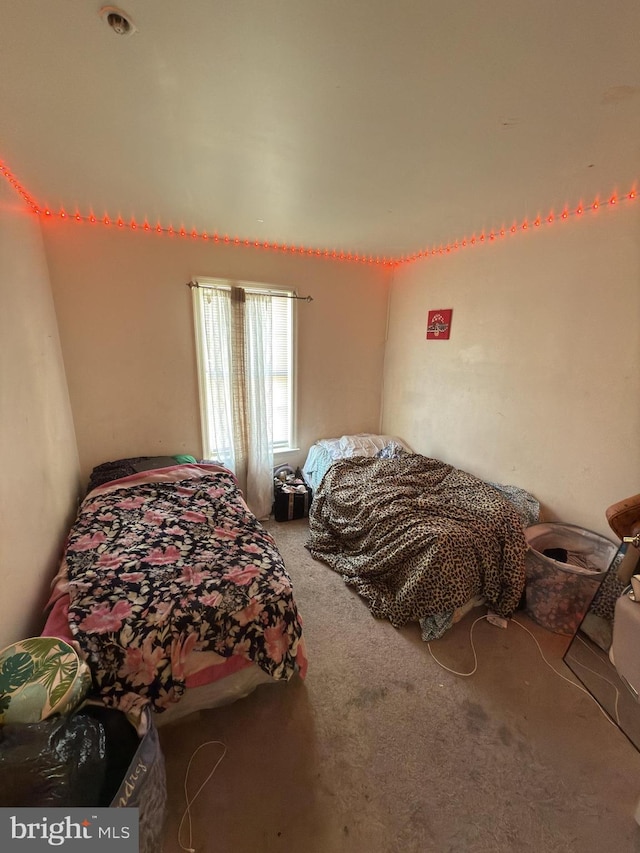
159;518;640;853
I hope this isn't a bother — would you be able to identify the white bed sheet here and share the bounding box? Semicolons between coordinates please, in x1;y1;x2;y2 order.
302;433;411;493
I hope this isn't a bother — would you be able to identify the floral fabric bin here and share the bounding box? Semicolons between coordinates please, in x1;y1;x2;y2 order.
0;637;91;725
524;523;618;636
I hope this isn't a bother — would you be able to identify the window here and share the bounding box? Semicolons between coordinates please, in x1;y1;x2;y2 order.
192;278;296;467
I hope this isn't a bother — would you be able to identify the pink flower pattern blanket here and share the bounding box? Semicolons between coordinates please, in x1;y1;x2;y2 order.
63;465;305;713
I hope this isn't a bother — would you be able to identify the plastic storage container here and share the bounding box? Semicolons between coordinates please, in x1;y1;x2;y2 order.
524;522;618;636
0;636;91;725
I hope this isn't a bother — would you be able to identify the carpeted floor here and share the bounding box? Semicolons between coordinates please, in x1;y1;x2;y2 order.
159;518;640;853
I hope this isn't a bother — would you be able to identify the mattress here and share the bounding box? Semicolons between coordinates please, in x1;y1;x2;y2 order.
43;463;307;718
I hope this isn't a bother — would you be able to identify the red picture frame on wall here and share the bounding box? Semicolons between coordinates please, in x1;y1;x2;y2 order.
426;309;453;340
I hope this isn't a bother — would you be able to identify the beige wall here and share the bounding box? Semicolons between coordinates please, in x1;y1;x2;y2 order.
5;178;635;659
0;183;80;647
383;204;640;539
41;222;391;484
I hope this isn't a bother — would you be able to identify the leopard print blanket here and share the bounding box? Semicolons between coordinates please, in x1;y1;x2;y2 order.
307;455;527;629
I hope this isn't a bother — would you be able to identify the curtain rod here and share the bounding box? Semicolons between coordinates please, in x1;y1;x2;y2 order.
186;280;313;302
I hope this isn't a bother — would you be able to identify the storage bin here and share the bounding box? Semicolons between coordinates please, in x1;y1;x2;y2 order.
273;483;312;521
273;469;312;521
0;636;91;725
524;522;617;636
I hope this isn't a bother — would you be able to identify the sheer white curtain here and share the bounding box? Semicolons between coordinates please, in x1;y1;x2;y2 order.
195;285;274;519
243;291;273;516
197;288;235;470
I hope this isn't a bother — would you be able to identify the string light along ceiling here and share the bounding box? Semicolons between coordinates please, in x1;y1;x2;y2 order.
0;159;637;269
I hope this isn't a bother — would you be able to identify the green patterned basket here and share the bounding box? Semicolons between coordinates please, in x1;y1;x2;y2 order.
0;637;92;725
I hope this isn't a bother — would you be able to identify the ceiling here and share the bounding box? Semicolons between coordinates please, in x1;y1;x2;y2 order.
2;1;639;259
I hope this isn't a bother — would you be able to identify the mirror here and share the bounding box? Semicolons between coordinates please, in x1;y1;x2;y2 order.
563;541;640;752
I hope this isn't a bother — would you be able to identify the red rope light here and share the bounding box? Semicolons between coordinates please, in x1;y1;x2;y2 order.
0;162;39;209
403;188;638;266
0;159;637;268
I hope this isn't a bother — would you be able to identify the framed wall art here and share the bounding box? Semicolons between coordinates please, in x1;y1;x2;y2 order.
426;309;453;340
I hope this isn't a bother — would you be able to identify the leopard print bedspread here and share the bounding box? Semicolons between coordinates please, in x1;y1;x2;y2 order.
307;455;527;628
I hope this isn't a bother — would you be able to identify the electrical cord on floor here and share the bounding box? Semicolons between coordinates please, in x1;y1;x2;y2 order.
427;614;486;677
178;740;228;853
427;614;620;729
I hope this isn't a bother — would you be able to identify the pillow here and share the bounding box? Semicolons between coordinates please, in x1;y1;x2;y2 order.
87;457;147;493
87;455;193;493
338;434;411;458
131;456;182;473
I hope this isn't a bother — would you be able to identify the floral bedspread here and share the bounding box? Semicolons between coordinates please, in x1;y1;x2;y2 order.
62;465;305;713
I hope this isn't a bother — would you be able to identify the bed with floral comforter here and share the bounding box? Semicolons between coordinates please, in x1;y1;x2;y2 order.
44;464;306;715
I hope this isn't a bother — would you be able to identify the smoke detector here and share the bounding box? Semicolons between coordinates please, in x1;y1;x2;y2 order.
99;6;137;37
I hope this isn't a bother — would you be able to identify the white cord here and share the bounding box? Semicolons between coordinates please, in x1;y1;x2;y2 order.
427;615;486;676
178;740;228;853
427;613;618;728
510;617;616;726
